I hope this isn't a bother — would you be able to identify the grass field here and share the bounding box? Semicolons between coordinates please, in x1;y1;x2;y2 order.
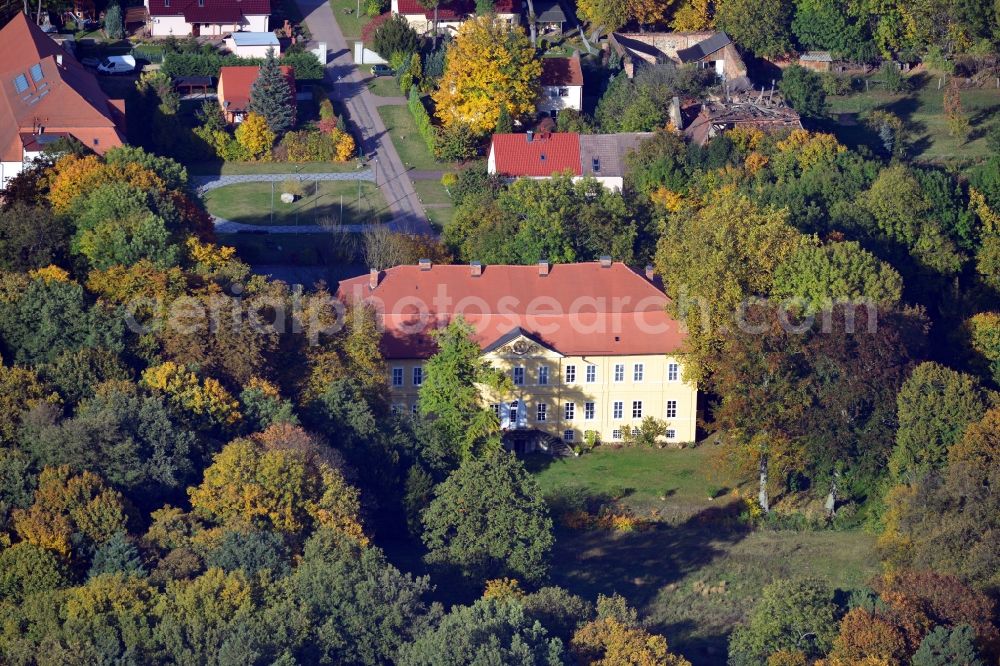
412;178;452;205
825;74;1000;162
204;180;387;226
188;161;361;176
328;0;371;43
529;445;880;665
377;105;443;171
367;76;403;98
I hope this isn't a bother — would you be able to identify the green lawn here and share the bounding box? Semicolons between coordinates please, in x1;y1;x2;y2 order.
188;161;361;176
412;178;452;205
377;104;443;171
329;0;371;43
367;76;403;98
530;445;880;665
825;74;1000;162
204;180;387;226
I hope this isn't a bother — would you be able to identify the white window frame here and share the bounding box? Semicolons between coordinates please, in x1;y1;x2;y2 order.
538;365;549;385
666;400;677;418
614;364;625;382
584;402;595;420
563;429;574;442
412;366;423;386
537;403;547;421
513;366;525;386
585;365;597;383
613;401;623;419
509;400;519;423
565;365;576;383
391;367;404;387
564;402;575;420
668;362;679;382
665;428;676;439
490;403;501;419
632;400;643;419
634;363;644;382
612;428;622;440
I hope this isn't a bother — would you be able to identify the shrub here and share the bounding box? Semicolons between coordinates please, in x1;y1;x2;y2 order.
334;130;356;162
279;129;338;162
880;61;907;92
408;88;436;155
433;123;478;162
234;113;275;160
282;179;305;197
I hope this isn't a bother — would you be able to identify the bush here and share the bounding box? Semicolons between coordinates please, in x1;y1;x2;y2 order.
408;87;437;155
879;61;907;92
162;49;323;81
433;123;478;162
282;179;305;197
819;72;853;95
279;129;338;162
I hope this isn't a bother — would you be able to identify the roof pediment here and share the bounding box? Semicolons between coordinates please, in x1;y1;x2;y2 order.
482;327;563;357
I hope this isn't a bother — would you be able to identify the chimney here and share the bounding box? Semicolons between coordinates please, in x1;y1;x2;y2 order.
538;260;549;276
56;54;63;67
369;268;379;290
669;96;683;130
418;258;432;271
599;256;612;268
526;130;534;143
471;261;482;277
645;264;655;280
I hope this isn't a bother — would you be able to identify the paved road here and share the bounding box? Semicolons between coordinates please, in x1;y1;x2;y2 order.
193;170;373;193
295;0;431;235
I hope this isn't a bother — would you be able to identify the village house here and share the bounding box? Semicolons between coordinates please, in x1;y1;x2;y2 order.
338;260;698;451
144;0;270;36
531;0;567;35
390;0;518;36
609;31;747;83
0;14;126;188
224;31;281;58
487;130;651;192
217;64;294;123
682;92;803;146
538;53;583;117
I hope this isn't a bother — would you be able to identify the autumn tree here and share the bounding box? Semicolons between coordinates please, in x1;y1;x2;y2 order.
967;312;1000;385
576;0;629;40
188;425;366;541
141;362;242;431
671;0;712;30
248;48;295;135
943;80;970;141
421;452;554;584
571;598;690;666
433;16;540;135
235;112;276;160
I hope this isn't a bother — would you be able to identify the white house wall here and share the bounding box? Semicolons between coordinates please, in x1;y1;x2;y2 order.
0;161;23;189
149;13;267;36
538;84;582;114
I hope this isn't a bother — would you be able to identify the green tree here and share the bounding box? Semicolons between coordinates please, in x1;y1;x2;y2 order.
372;14;420;61
61;573;159;662
88;531;146;579
716;0;793;57
495;104;514;134
206;529;290;577
421;452;554;584
890;361;988;482
418;317;508;467
728;578;839;665
912;624;984;666
248;48;296;135
521;587;594;644
771;239;903;312
791;0;871;60
0;203;69;272
967;312;1000;385
779;65;827;117
0;542;70;603
40;346;131;406
397;597;564;665
0;449;36;530
104;145;188;190
103;2;124;39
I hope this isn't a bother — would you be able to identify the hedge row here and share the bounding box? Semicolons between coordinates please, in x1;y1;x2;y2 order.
407;87;436;155
162;50;324;82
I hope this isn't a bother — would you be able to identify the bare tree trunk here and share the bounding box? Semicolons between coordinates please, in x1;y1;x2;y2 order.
36;0;43;25
758;453;769;513
432;5;438;49
824;471;839;518
578;26;594;55
526;0;536;48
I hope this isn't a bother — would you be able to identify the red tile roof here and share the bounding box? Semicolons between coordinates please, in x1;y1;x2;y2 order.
489;132;581;177
540;54;583;86
337;262;685;359
0;14;124;162
146;0;271;19
218;64;294;111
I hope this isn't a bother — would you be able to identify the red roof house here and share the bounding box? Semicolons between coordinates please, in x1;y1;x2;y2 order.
0;14;125;188
539;53;583;114
217;64;295;123
337;260;685;359
144;0;271;36
390;0;518;35
488;132;581;178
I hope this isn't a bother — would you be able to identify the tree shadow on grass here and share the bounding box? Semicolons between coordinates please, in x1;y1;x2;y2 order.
546;501;748;612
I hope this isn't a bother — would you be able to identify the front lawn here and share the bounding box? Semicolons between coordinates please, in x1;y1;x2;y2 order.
367;75;403;98
329;0;372;43
204;180;387;225
377;104;444;171
530;445;880;665
412;178;452;205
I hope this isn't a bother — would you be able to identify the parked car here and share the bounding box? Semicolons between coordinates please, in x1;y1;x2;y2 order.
370;64;394;76
97;55;136;74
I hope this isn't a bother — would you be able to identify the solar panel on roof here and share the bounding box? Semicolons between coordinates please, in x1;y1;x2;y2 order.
14;74;28;93
29;63;43;82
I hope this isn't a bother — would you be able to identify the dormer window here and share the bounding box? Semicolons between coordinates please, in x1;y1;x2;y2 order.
164;0;170;6
540;153;546;161
13;74;28;94
198;0;204;6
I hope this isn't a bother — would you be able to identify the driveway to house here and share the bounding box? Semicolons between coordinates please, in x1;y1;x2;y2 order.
295;0;431;235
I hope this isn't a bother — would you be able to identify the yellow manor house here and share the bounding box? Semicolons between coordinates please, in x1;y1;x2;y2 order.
338;259;698;451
